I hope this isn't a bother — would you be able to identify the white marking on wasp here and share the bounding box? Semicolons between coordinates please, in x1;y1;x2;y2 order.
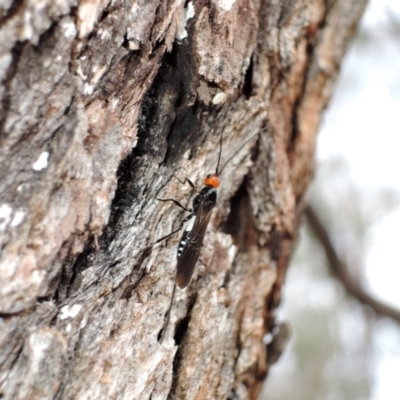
178;235;187;256
177;215;195;256
186;216;195;232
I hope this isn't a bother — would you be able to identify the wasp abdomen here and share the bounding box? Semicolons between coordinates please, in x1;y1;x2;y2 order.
177;224;193;258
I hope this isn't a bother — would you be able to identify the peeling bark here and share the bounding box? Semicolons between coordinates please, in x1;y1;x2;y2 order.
0;1;366;399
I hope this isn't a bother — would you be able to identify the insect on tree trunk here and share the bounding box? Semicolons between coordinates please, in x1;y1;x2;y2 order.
0;1;367;399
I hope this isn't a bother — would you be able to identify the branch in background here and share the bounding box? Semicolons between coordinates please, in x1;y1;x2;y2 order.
305;204;400;324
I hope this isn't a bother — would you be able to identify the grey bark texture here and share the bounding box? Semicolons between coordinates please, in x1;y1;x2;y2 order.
0;1;366;399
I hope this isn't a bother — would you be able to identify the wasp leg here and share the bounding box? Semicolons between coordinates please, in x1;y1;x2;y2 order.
147;212;195;248
160;282;176;343
185;178;198;192
173;175;199;193
155;197;192;213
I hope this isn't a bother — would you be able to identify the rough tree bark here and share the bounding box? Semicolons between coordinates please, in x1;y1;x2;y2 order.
0;1;366;399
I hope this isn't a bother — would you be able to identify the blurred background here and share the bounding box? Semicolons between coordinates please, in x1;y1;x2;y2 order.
261;0;400;399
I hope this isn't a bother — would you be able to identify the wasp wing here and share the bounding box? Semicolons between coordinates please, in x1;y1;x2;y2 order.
176;197;214;289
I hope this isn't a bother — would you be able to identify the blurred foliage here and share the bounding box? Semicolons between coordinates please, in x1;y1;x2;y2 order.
260;221;372;400
260;2;400;397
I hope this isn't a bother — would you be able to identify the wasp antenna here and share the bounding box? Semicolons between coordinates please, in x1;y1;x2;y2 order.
215;131;224;175
217;131;260;176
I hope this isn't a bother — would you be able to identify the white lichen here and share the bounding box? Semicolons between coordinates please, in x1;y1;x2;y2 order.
176;2;196;41
0;204;12;230
76;64;87;81
10;210;25;227
83;83;94;95
59;304;82;320
32;151;49;171
62;20;77;38
212;92;227;105
214;0;236;11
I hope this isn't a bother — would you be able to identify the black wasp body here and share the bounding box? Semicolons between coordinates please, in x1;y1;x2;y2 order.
153;132;259;341
176;184;217;288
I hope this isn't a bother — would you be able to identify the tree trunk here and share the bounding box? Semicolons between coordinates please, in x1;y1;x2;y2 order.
0;1;366;399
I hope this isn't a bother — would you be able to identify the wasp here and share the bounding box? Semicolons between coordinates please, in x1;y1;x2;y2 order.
152;131;259;341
